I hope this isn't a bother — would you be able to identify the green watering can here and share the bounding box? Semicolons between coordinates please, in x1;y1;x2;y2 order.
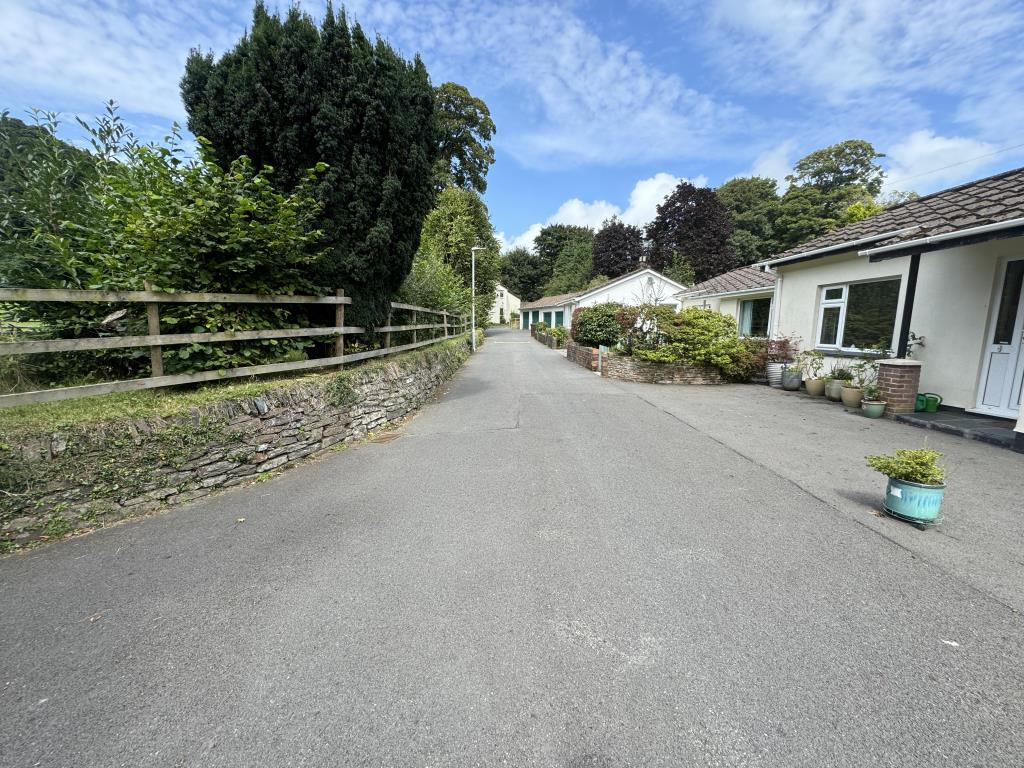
916;393;943;413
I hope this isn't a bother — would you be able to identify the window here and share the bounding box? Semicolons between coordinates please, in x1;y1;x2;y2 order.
739;298;771;337
817;279;901;351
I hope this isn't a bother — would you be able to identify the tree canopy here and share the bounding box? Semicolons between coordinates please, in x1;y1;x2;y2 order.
715;177;781;265
181;1;437;327
591;217;645;278
416;186;501;320
646;182;735;284
786;139;886;197
500;247;550;302
433;82;496;194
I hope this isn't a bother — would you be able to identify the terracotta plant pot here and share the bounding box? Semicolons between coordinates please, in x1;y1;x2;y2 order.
840;385;863;408
825;379;844;401
804;378;826;396
862;401;887;418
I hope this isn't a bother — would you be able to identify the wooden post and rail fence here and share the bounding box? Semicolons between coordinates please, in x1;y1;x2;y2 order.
0;287;469;409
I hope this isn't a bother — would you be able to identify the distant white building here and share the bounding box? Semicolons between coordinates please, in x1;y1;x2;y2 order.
519;268;688;330
489;283;521;325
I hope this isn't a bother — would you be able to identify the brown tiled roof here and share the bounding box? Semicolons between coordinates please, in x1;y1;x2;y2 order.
520;291;579;310
770;166;1024;263
678;265;776;297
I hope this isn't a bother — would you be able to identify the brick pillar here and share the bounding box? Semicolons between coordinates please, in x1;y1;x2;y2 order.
877;359;922;418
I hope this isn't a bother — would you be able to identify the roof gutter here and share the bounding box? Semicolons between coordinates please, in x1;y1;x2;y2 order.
760;226;921;268
676;286;775;300
858;217;1024;258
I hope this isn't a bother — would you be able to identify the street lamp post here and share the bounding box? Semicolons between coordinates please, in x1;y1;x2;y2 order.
470;246;484;352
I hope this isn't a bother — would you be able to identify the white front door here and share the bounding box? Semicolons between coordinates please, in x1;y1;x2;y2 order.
977;258;1024;418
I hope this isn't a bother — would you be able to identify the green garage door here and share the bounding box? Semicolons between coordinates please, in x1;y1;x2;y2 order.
554;310;564;327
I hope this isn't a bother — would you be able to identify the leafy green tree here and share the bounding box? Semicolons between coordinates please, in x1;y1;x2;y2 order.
500;247;550;302
542;238;595;295
181;2;437;328
417;187;500;320
786;139;886;197
534;224;594;272
592;217;645;278
716;176;781;264
398;250;470;316
1;108;325;383
774;185;840;249
433;82;496;194
646;181;735;283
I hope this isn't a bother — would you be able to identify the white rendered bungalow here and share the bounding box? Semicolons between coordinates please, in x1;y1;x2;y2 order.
762;166;1024;451
519;268;688;331
677;266;777;337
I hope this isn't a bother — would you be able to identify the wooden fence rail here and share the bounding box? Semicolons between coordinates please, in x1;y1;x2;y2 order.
0;288;468;408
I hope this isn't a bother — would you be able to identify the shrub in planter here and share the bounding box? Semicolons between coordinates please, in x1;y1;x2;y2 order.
781;364;802;390
841;357;878;407
825;364;852;401
861;384;887;418
549;326;568;347
866;449;946;525
571;303;622;348
798;350;826;395
765;335;799;387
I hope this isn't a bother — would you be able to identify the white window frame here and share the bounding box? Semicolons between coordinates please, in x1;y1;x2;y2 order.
739;297;772;338
816;279;900;353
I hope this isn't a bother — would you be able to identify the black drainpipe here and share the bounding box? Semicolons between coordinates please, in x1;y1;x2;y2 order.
896;252;921;358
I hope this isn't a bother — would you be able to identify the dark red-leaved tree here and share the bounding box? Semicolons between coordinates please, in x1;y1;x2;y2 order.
645;182;737;283
591;217;645;279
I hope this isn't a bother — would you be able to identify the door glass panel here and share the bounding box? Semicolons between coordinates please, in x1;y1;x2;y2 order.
993;260;1024;344
844;279;901;350
819;307;841;345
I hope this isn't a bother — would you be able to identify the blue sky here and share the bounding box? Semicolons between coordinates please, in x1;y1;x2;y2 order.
3;0;1024;251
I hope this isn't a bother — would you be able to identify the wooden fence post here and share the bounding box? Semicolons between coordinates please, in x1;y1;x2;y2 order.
144;281;163;377
334;288;345;362
412;310;417;344
443;312;449;338
384;308;392;351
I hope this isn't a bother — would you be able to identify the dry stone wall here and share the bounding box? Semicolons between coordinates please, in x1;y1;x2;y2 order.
601;354;724;384
1;338;472;549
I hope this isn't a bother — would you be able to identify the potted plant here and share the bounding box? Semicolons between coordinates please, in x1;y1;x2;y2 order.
824;364;852;401
861;384;887;418
765;336;799;388
798;350;826;395
866;448;946;526
781;363;802;390
841;357;877;408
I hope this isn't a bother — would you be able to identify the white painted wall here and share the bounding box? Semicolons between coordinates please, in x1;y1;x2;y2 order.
773;239;1020;410
488;284;521;324
578;271;683;310
679;291;774;336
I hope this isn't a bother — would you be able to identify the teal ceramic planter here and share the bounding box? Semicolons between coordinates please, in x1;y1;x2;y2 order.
883;477;945;525
862;401;886;418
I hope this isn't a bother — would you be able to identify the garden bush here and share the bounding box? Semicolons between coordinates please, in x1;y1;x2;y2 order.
0;108;326;385
571;303;622;347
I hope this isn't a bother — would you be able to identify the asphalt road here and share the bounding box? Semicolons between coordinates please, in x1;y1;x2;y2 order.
2;327;1022;767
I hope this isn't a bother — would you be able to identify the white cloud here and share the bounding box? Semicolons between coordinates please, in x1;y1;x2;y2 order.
0;1;249;120
346;0;743;168
883;130;996;193
500;172;707;251
739;142;796;192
